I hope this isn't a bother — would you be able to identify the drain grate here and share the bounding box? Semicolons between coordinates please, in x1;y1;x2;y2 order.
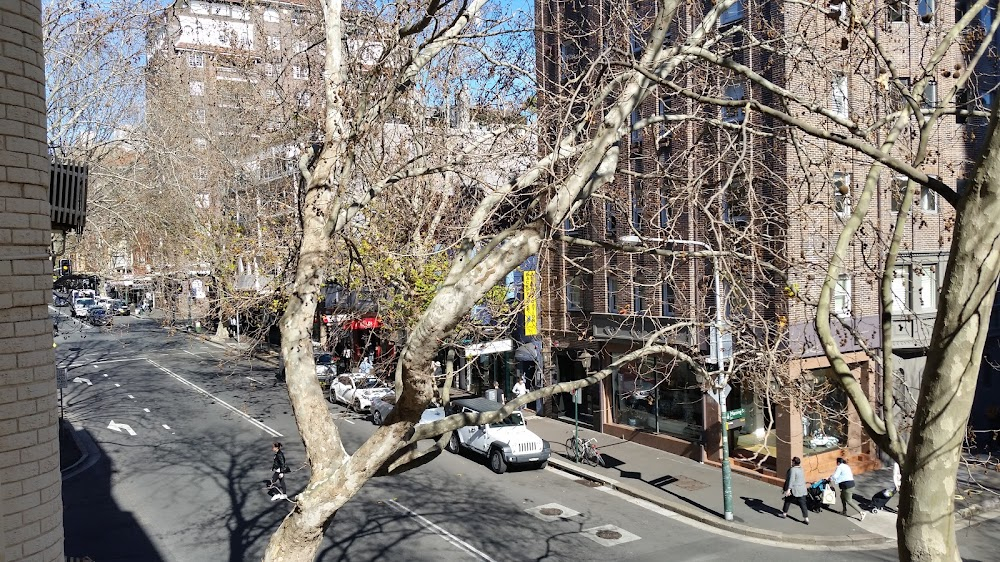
596;530;622;540
575;478;602;488
539;507;563;516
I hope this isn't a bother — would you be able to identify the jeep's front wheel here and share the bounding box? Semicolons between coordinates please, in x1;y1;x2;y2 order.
446;433;460;454
489;449;507;474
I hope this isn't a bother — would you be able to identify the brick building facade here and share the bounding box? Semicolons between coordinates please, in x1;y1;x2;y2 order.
1;0;65;560
535;0;976;482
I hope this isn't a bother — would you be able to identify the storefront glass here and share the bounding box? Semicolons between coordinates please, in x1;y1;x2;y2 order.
802;368;849;455
615;356;702;440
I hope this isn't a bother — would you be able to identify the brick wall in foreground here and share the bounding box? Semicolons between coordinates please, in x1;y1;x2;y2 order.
1;0;65;561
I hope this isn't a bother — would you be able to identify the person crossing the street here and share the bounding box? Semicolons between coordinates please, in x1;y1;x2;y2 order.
267;442;289;501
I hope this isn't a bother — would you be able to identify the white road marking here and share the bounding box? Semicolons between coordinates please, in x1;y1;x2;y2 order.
107;420;137;436
127;394;134;399
386;499;496;562
146;359;282;437
103;374;109;377
246;376;263;384
72;377;92;386
114;383;120;387
162;424;171;430
143;408;150;413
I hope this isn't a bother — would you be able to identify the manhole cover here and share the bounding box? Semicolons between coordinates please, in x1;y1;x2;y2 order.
539;507;563;516
596;530;622;540
576;478;602;488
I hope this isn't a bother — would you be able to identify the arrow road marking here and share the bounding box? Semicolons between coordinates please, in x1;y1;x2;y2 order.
107;420;137;436
72;377;92;386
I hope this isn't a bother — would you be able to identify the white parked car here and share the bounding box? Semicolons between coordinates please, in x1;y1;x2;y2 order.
370;393;446;427
329;374;391;413
446;397;551;474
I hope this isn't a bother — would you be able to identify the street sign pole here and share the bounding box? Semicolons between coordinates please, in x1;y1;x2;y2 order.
574;389;580;463
718;386;733;521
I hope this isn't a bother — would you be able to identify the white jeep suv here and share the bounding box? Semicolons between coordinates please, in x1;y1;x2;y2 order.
445;397;551;474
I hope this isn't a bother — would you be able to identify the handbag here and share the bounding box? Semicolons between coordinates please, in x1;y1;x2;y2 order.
821;484;837;505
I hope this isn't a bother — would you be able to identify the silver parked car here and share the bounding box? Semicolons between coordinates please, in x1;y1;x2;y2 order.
370;392;446;427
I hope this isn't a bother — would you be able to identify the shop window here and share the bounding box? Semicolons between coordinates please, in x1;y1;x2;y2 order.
803;369;848;455
615;359;702;440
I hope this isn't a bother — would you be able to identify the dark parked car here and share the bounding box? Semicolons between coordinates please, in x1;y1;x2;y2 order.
87;306;112;326
108;299;130;315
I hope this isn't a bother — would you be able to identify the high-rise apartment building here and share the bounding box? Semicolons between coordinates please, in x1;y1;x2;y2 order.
536;0;983;480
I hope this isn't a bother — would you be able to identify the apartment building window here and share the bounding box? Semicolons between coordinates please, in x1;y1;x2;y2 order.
292;65;309;80
918;0;936;23
296;40;309;54
831;73;849;118
724;175;750;223
833;172;851;215
633;284;645;314
922;80;938;110
662;282;675;316
920;184;938;212
891;176;909;213
607;275;619;313
722;83;746;123
887;0;906;22
659;190;670;229
605;199;618;235
194;166;208;181
292;9;305;26
188;52;205;68
632;185;642;230
630;108;643;145
833;274;852;317
567;276;584;311
264;63;275;77
193;138;207;151
658;97;670;136
891;266;910;314
192;108;206;123
914;265;938;312
719;0;745;25
268;36;281;51
189;81;204;96
264;8;279;23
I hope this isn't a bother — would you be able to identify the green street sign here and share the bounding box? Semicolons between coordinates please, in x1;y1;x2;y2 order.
723;408;745;421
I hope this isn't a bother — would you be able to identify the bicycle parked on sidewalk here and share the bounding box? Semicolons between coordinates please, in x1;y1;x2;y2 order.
565;436;605;467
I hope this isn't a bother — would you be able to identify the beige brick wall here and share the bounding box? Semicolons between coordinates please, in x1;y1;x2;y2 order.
1;1;65;561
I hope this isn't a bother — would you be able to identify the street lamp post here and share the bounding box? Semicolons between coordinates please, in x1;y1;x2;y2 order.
619;235;733;521
576;350;593;464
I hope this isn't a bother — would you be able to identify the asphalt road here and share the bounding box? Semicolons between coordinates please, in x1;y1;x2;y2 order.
56;310;999;561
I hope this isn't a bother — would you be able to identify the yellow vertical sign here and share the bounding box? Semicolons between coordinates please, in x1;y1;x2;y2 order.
523;270;539;336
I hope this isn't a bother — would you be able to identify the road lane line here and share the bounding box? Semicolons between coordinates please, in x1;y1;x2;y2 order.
128;395;134;399
146;359;282;437
163;424;171;430
385;499;496;561
143;408;150;413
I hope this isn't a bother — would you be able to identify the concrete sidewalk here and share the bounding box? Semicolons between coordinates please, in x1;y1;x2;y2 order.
526;416;894;547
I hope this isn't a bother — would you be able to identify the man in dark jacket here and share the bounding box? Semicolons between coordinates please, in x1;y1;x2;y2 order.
267;442;288;501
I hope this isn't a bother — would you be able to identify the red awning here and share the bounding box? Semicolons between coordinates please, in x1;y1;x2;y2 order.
345;317;381;330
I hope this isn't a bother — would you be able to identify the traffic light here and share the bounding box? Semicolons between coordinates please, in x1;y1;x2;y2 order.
59;259;71;276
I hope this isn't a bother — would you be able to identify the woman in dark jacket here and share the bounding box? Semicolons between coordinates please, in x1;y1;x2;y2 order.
268;442;288;501
780;456;809;524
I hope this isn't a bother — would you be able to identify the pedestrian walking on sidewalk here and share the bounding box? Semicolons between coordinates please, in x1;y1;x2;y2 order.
779;456;810;524
512;376;528;410
266;442;289;501
829;457;865;521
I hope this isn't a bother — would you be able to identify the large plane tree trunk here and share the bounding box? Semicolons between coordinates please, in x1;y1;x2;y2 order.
897;111;1000;560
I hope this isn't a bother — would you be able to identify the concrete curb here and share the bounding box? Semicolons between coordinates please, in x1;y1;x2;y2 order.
546;456;894;548
61;417;101;481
